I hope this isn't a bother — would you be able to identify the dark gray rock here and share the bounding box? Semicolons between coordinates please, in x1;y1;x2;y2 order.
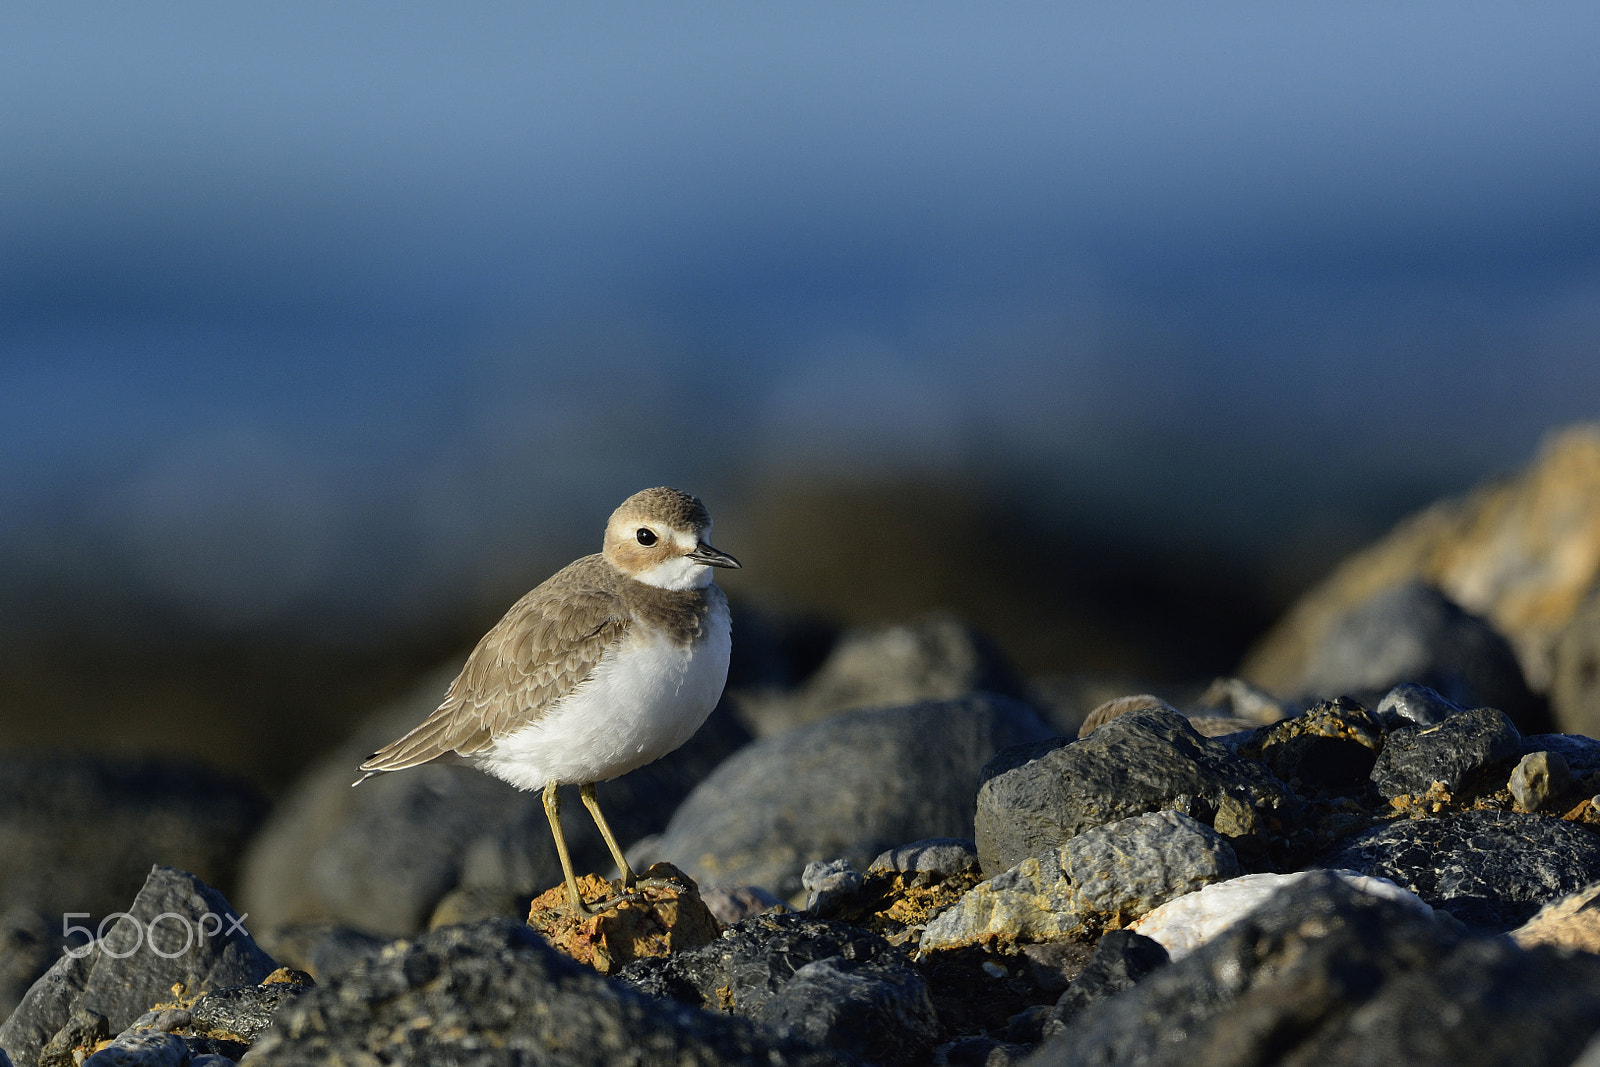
1239;697;1385;797
974;707;1291;877
1045;930;1168;1036
1509;750;1573;812
247;918;835;1066
0;866;275;1067
1026;872;1600;1067
1294;580;1547;732
81;1031;188;1067
187;977;311;1043
1318;808;1600;931
755;955;938;1066
1369;707;1522;799
639;694;1051;899
1375;682;1471;728
240;667;750;938
730;612;1032;737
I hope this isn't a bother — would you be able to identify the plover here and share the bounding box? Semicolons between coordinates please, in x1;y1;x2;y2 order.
355;486;739;913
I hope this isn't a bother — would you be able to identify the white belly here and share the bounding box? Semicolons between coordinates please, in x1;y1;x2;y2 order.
475;597;731;791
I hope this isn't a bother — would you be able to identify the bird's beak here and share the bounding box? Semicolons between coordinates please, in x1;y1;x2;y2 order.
688;542;741;569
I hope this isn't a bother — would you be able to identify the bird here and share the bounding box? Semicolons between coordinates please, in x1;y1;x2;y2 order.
354;486;739;914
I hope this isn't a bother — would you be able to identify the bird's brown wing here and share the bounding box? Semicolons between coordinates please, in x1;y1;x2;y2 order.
358;555;628;774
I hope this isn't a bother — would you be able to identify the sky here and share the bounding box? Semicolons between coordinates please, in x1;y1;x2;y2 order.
3;3;1600;643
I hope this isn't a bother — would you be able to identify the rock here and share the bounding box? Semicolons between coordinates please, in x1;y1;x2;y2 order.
1130;870;1434;960
868;838;980;881
1318;808;1600;930
81;1031;188;1067
1512;881;1600;953
1190;677;1291;726
1238;697;1386;796
1554;591;1600;739
618;911;939;1062
0;754;265;997
1289;581;1544;728
974;707;1291;877
252;922;387;982
0;866;276;1067
1523;732;1600;779
802;859;864;917
730;612;1032;737
921;812;1240;951
1243;424;1600;703
35;1007;109;1067
1509;750;1574;813
185;970;313;1044
246;918;835;1066
239;665;750;939
524;863;721;974
698;886;784;926
636;694;1051;899
1045;930;1168;1035
1029;870;1600;1067
1374;681;1471;727
1369;706;1522;800
1076;695;1176;738
755;955;939;1067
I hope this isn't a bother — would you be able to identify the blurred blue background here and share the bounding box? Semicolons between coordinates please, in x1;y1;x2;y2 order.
3;4;1599;778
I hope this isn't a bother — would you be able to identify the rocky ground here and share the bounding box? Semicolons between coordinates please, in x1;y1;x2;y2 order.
6;426;1600;1066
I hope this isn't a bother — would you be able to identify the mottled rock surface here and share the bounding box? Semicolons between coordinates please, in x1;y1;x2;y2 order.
1239;696;1385;796
1319;809;1600;930
974;707;1291;876
1369;706;1522;800
922;812;1239;950
638;694;1050;899
248;918;835;1066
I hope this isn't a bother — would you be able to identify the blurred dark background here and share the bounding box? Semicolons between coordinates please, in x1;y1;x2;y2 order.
3;4;1599;789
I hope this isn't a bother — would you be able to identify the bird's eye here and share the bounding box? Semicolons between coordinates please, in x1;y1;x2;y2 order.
635;528;658;546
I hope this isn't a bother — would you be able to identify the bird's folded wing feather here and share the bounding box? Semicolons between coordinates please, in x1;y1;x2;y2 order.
359;558;627;772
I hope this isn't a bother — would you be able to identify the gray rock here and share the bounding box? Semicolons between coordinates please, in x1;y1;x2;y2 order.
801;859;863;917
868;838;980;880
1294;580;1547;732
1;866;275;1067
239;665;750;938
921;811;1239;951
81;1031;188;1067
0;755;265;1011
1045;930;1168;1036
1318;808;1600;931
1026;871;1600;1067
1375;682;1471;728
1369;706;1522;799
731;612;1032;737
247;918;833;1066
638;694;1051;899
974;707;1291;877
187;977;311;1044
1510;750;1574;813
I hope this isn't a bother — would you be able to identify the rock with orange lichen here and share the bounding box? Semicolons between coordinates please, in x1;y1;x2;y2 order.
526;863;721;974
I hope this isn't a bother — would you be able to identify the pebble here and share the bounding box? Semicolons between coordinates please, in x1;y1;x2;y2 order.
1509;750;1574;813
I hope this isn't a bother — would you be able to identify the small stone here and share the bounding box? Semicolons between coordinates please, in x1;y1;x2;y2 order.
867;838;980;881
525;862;720;974
803;859;865;917
698;885;784;925
1509;750;1574;813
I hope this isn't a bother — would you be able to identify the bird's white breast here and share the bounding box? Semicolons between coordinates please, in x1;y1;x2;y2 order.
475;593;731;791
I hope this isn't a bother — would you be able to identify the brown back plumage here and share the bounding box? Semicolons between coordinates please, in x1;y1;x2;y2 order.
359;552;716;774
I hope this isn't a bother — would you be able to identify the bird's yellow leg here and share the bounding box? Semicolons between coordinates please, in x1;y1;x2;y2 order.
580;782;638;889
543;781;594;914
